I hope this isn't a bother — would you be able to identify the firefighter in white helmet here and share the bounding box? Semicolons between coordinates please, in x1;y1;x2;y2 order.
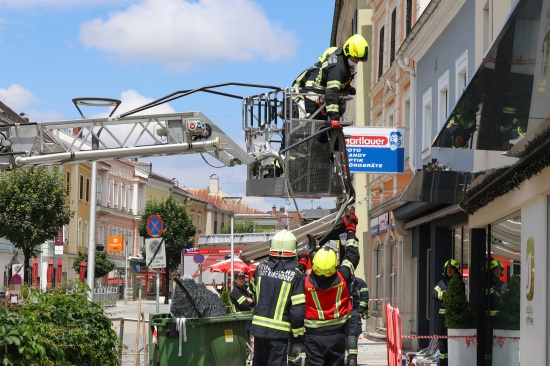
250;230;305;366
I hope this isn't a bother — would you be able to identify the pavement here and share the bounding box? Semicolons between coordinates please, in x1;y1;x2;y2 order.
105;297;390;366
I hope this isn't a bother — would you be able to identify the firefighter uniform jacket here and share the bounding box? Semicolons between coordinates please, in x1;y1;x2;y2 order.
304;241;360;335
489;279;508;317
230;283;254;312
348;276;369;335
250;256;305;340
305;47;354;120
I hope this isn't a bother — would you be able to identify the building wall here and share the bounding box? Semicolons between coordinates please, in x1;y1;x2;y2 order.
415;0;475;170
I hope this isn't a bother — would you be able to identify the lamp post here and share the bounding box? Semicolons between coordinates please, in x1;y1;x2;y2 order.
72;98;121;301
222;197;242;292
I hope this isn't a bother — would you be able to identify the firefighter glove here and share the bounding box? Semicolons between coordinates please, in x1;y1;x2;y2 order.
347;86;356;95
362;309;371;319
343;213;358;233
298;252;310;268
330;119;341;130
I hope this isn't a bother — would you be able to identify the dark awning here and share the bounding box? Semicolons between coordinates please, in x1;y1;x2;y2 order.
432;0;545;153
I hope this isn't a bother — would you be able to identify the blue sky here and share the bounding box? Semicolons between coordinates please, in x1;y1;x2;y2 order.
0;0;338;212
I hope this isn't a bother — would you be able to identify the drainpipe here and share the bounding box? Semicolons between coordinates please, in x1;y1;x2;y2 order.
397;55;416;172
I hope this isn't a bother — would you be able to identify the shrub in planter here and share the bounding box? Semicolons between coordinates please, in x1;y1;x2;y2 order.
0;282;121;366
443;274;476;329
493;275;520;330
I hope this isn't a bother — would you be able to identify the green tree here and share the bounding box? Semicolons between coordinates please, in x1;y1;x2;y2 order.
221;218;256;234
138;195;195;303
72;251;115;278
0;167;73;285
443;274;476;329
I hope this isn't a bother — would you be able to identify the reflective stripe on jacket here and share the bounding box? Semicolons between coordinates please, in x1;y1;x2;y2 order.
304;271;351;329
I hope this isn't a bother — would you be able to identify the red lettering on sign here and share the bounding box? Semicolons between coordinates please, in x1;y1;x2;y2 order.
346;135;388;146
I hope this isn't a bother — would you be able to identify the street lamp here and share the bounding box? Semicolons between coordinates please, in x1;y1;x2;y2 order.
222;197;242;292
72;98;121;301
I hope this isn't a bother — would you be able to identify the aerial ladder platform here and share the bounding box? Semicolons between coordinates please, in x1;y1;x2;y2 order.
0;82;355;261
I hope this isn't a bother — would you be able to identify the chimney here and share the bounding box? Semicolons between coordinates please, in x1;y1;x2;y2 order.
209;174;219;194
272;205;276;215
280;206;284;213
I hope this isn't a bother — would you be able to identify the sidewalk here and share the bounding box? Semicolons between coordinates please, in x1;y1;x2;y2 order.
357;333;389;365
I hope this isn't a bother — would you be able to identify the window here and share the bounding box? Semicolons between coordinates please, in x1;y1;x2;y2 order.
406;0;413;36
108;179;112;206
78;219;82;248
455;50;468;102
85;178;90;203
121;184;127;209
390;8;396;64
84;221;89;248
113;181;119;207
214;220;218;234
197;213;202;232
79;175;84;200
98;225;104;250
422;88;432;152
66;171;70;189
97;176;102;203
374;242;383;311
129;186;134;212
378;25;385;79
438;70;450;131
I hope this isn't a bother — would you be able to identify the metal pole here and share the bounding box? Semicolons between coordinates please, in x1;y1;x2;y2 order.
125;236;129;304
87;161;98;301
230;213;234;292
198;263;202;285
156;268;160;313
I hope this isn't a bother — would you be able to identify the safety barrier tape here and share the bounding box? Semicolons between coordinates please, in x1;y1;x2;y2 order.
402;334;520;347
369;298;392;301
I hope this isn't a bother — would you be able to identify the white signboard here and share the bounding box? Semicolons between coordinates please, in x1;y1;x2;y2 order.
145;238;166;269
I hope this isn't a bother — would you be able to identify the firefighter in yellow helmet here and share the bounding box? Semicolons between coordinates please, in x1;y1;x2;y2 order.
305;34;369;128
249;230;305;366
301;217;360;366
432;259;464;366
489;259;507;320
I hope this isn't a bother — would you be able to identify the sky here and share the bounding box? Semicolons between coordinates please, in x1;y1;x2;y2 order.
0;0;338;212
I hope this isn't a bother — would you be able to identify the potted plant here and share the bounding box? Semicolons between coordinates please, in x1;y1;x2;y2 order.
492;275;520;365
443;274;477;365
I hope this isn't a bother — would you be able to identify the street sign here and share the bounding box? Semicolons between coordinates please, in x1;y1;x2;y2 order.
147;215;164;238
108;236;123;252
193;253;205;264
145;238;166;269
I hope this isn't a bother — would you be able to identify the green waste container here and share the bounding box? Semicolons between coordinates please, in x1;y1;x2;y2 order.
149;313;252;366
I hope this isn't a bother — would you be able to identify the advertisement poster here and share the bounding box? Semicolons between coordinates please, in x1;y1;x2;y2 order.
343;127;406;174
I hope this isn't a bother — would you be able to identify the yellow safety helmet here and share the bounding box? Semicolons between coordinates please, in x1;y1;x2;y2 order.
489;259;504;272
343;34;369;61
269;230;297;257
318;46;338;62
312;246;338;277
443;259;461;274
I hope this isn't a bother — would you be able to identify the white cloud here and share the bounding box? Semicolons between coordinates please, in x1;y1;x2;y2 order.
79;0;297;72
0;0;131;8
0;84;38;111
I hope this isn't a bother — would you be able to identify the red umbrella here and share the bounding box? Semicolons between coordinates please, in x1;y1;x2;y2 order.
79;260;86;282
31;258;39;288
56;259;63;288
46;258;54;290
208;258;250;273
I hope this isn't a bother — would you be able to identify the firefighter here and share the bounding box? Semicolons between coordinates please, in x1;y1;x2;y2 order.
230;271;254;359
302;213;360;366
304;34;369;128
249;230;305;366
345;276;369;366
489;259;507;319
432;259;463;366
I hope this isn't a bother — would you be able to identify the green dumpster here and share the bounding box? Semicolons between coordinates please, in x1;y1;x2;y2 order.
149;313;252;366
